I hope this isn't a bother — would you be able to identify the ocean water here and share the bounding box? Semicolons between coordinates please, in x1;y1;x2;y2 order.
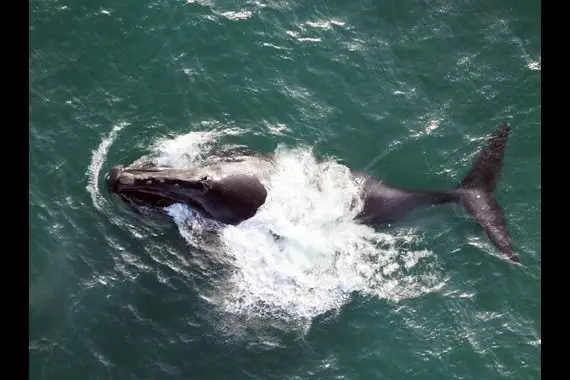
29;0;540;379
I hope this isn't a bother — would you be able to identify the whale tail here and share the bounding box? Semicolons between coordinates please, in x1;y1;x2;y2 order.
453;123;519;263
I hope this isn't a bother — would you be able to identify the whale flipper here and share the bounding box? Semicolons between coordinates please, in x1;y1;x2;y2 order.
454;123;519;263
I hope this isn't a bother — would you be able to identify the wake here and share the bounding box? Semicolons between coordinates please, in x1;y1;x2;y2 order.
86;122;129;211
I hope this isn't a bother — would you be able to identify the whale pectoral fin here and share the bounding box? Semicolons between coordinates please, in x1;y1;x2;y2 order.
205;175;268;225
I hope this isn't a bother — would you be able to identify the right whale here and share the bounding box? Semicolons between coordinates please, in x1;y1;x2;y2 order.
106;123;520;263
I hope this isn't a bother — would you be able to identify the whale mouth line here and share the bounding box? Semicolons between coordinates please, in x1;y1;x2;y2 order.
116;188;211;218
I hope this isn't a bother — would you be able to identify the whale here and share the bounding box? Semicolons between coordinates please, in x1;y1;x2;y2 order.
106;123;519;263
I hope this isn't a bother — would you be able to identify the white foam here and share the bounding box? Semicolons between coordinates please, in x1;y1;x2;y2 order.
158;138;446;327
150;127;243;168
219;11;252;21
86;122;129;211
164;203;225;251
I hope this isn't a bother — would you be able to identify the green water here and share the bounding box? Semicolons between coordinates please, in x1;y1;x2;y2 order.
30;0;540;379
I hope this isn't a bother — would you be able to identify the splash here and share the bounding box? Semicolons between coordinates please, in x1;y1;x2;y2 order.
157;134;446;329
86;122;129;211
165;203;226;252
215;148;442;323
151;126;244;168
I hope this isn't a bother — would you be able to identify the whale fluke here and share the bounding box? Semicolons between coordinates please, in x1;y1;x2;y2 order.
454;123;519;263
